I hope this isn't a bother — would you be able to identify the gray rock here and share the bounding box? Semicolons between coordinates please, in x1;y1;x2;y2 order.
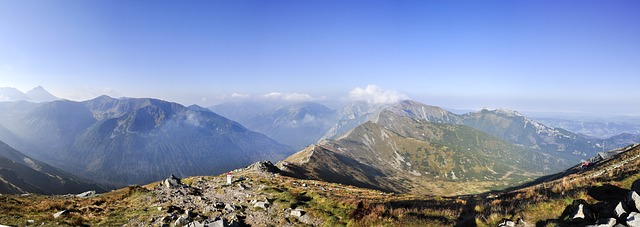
224;203;237;212
254;201;269;210
187;221;204;227
587;218;617;227
628;212;640;227
75;190;96;198
163;174;182;188
246;160;281;173
291;209;305;218
174;216;189;226
53;210;68;219
208;219;225;227
616;201;629;219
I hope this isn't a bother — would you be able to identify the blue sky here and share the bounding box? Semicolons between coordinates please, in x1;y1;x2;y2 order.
0;1;638;115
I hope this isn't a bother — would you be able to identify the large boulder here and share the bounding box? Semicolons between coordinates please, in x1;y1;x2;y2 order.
616;201;630;219
570;200;595;223
627;212;640;227
627;191;640;212
246;160;281;174
162;174;183;188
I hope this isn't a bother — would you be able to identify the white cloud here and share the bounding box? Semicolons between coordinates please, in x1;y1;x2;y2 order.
231;93;250;98
348;84;408;104
261;92;314;101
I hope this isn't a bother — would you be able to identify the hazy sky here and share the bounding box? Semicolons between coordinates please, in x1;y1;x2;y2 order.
0;1;638;115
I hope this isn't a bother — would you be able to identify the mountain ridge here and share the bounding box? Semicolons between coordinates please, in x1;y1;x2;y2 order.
0;96;293;187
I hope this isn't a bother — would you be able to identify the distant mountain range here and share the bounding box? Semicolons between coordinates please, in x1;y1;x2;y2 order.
211;102;336;149
214;100;637;164
0;96;293;187
279;101;573;195
1;91;638;196
0;140;104;194
0;86;58;103
533;117;640;139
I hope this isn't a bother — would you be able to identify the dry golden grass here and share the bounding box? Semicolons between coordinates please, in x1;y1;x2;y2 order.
0;145;638;226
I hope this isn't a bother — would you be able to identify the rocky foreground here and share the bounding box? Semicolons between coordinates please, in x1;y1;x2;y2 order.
0;161;402;226
1;144;640;226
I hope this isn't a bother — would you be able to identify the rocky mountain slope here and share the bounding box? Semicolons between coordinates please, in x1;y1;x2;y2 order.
461;108;601;162
0;96;293;187
279;107;568;196
0;140;104;195
2;144;639;226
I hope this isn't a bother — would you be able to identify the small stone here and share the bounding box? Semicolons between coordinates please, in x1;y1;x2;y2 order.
225;203;237;212
254;201;269;210
53;210;68;219
497;219;515;227
291;209;305;218
186;221;204;227
27;220;35;224
209;219;225;227
75;190;96;198
174;216;189;226
158;207;163;211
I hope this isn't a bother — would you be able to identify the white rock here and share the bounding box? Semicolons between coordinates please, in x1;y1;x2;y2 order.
291;209;305;218
53;210;68;219
629;191;640;212
253;201;269;210
627;212;640;227
76;190;96;198
616;201;629;218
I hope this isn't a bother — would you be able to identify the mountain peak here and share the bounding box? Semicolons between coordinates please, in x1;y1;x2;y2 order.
481;108;524;117
25;86;58;102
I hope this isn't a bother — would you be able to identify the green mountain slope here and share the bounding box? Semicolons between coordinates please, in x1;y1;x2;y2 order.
280;109;567;195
